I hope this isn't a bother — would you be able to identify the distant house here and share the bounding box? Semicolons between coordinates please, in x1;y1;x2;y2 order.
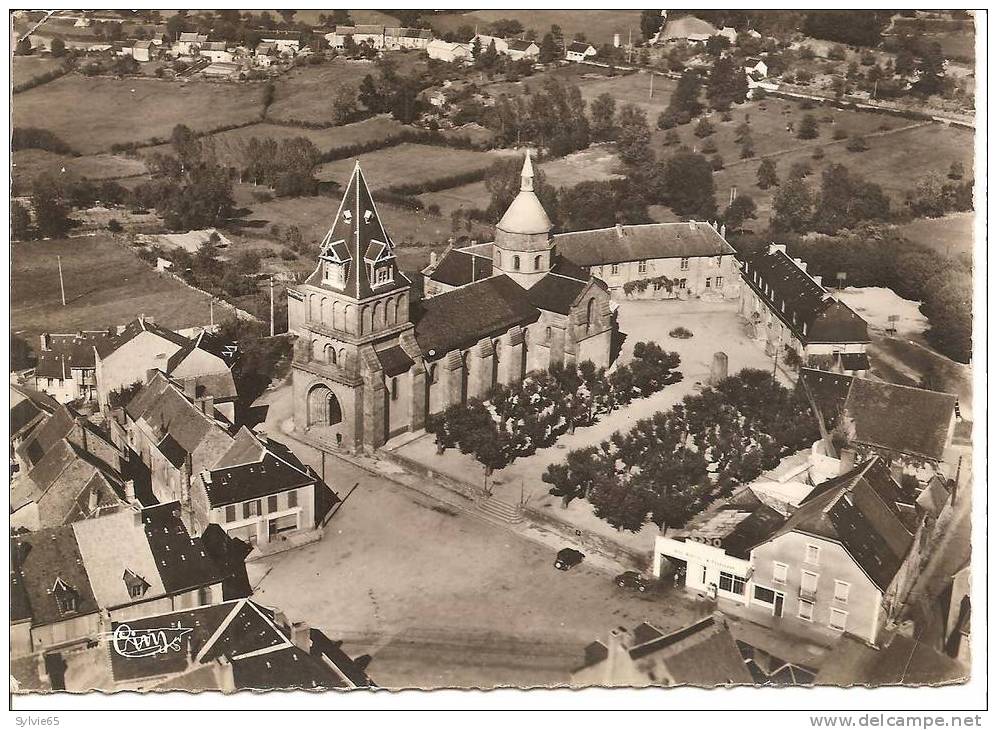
505;38;540;61
176;32;208;55
200;40;233;63
745;57;769;79
203;61;241;79
261;33;301;54
329;24;384;50
254;41;277;67
132;39;154;62
657;15;719;44
383;26;433;51
565;41;597;62
572;615;753;687
32;330;110;404
105;598;373;692
426;38;472;63
10;504;225;658
472;33;508;55
740;244;871;373
800;368;959;474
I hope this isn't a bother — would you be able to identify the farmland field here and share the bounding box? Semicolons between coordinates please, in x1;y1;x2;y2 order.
539;144;624;188
13;75;266;154
427;9;642;47
576;71;679;117
709;120;974;224
895;212;976;259
11;150;148;188
314;143;510;189
143;117;410;169
418;181;491;219
11;236;217;343
12;55;64;87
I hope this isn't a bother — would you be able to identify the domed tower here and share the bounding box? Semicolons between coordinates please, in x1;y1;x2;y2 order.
493;152;554;289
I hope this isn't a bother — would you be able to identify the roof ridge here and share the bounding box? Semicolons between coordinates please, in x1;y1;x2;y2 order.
196;598;249;663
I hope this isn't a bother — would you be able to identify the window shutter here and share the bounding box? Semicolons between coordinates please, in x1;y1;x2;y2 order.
225;505;236;522
288;489;298;508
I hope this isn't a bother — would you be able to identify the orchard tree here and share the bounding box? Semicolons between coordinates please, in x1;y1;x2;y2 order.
615;104;652;167
797;113;819;139
663;148;717;218
589;92;616;140
538;33;558;63
756;158;778;189
706;54;748;110
723;194;757;231
771;177;813;233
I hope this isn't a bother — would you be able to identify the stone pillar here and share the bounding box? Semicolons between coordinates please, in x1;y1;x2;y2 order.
410;361;427;431
710;352;729;385
549;323;566;367
445;350;464;406
507;326;525;385
360;347;386;452
562;314;580;368
472;338;495;399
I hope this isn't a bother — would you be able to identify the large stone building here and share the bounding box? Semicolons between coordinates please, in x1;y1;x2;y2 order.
287;155;615;453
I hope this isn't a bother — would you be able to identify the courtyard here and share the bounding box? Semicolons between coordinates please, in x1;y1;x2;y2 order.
252;435;714;689
388;298;783;554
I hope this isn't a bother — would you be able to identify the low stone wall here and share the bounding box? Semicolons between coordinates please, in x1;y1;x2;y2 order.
522;504;652;572
378;448;483;502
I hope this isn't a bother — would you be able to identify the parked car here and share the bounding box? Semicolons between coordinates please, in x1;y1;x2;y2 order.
615;571;648;592
554;548;585;571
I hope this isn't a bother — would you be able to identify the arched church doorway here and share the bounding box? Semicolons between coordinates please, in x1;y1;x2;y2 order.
307;384;343;427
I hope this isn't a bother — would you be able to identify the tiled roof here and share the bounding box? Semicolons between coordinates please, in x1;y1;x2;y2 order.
427;249;493;287
506;39;538;52
201;435;315;508
554;222;735;267
34;331;107;377
376;345;415;377
141;503;224;594
568;41;595;53
10;384;60;437
11;527;101;627
16;405;76;469
775;458;915;591
741;247;868;345
801;369;957;462
306;163;409;300
526;271;590;315
413;275;540;358
96;317;190;358
816;633;966;687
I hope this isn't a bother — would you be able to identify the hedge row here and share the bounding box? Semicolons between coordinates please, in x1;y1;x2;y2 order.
315;128;483;164
12;64;71;94
381;167;489;197
111;118;264;154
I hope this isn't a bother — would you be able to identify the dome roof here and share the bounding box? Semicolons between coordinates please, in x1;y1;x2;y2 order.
496;152;552;236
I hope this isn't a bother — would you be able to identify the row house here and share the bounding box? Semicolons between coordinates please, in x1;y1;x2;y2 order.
425;39;472;63
10;504;224;659
739;244;870;374
383;27;433;50
31;330;110;404
654;456;926;647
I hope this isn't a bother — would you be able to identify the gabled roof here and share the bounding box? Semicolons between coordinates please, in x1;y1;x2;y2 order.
10;383;60;441
506;38;538;52
771;458;915;591
555;221;735;267
11;527;101;627
201;430;316;508
15;404;77;470
141;502;224;594
306;162;409;300
741;247;868;345
567;41;596;54
659;15;719;41
801;369;957;462
34;331;107;376
816;632;966;687
376;345;415;377
413;275;540;358
526;268;603;316
96;317;190;358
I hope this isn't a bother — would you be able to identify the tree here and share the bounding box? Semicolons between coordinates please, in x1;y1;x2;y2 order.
15;37;33;55
332;84;358;125
11;200;32;240
788;161;813;180
797;113;819;139
485;158;559;224
693;117;714;138
489;19;524;36
667;70;703;118
704;34;731;57
846;135;868;152
706;54;748;110
640;10;664;41
358;74;383;112
50;37;66;57
538;33;558;63
615;104;652;167
771;178;813;233
277;10;297;25
663;149;716;218
812;163;890;233
589;92;616;141
31;175;72;238
914;41;946;96
723;194;757;231
558;180;650;230
756;158;778;189
389;77;421;124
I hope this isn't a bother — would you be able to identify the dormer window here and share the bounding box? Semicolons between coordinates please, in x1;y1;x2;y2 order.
371;263;393;286
52;577;78;615
364;210;374;223
324;262;346;288
343;210;352;223
123;569;150;600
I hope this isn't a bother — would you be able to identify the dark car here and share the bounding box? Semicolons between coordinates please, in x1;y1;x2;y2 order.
554;548;585;571
615;571;648;592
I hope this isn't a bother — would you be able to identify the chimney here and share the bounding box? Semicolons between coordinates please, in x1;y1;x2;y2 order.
88;488;99;514
429;250;438;267
40;333;51;351
794;257;807;272
813;275;822;287
688;220;696;231
839;448;856;474
604;626;633;685
200;396;215;416
212;657;236;692
615;223;624;238
720;223;727;238
124;480;136;503
133;509;144;528
290;621;311;652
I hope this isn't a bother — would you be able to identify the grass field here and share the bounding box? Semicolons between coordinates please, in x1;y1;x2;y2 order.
576;71;679;118
708;120;974;224
13;75;266;154
144;116;410;169
895;212;976;259
11;236;217;342
12;150;148;188
417;181;491;219
427;9;642;47
539;144;624;188
314;143;508;188
12;56;64;87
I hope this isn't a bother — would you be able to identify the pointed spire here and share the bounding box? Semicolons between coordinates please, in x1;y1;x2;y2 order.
520;151;535;192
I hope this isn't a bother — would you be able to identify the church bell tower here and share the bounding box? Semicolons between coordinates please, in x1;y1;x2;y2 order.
492;152;554;289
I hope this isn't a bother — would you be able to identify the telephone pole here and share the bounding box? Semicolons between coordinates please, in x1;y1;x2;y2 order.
57;255;66;306
269;275;275;337
649;72;654;99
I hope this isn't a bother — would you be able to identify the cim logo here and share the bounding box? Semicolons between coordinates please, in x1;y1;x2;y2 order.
109;623;193;658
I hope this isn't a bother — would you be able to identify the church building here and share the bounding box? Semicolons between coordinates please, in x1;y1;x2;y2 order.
287;155;615;453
